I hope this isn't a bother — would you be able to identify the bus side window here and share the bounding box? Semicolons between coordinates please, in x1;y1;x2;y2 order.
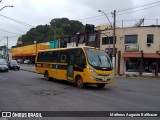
44;52;49;62
37;52;42;62
37;52;45;62
76;49;86;65
60;51;67;63
52;51;59;62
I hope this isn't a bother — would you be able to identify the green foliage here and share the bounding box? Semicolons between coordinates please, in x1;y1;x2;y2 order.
13;18;85;48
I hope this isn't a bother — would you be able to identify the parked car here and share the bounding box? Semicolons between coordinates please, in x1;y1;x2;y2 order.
0;60;9;72
24;60;30;64
7;60;20;70
17;59;23;64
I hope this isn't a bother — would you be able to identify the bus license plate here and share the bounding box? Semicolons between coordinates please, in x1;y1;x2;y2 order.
102;77;107;82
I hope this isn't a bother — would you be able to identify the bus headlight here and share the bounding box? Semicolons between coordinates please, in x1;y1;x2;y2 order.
87;66;98;76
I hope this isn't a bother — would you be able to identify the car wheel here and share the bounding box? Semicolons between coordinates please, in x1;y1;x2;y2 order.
44;71;51;81
76;77;84;88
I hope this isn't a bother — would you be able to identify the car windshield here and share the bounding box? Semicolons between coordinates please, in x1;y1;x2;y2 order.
84;48;112;70
10;60;18;64
0;60;7;65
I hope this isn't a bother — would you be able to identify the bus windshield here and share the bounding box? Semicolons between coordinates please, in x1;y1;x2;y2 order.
84;48;113;70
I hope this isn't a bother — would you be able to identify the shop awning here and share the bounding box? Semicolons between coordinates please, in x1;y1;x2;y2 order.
12;54;35;57
122;52;141;58
143;53;160;58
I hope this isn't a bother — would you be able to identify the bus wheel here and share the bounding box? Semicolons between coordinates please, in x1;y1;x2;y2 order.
97;84;105;88
44;71;50;81
76;77;84;88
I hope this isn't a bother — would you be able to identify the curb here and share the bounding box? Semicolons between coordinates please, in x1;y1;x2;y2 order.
20;68;36;73
115;74;160;80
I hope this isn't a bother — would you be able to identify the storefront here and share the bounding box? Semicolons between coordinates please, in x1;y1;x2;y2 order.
11;44;49;63
122;52;160;76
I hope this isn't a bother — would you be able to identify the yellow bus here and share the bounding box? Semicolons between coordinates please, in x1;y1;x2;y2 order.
36;46;113;88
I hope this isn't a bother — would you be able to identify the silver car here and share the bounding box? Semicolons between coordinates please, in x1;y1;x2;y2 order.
0;60;9;72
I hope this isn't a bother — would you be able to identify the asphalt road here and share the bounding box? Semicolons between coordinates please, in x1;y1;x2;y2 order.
0;70;160;120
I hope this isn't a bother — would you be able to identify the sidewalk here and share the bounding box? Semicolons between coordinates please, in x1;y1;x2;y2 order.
20;64;36;73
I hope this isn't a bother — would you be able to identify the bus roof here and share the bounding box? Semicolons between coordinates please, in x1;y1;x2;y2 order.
38;46;99;52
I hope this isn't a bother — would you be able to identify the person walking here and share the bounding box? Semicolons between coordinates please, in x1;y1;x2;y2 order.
152;62;156;74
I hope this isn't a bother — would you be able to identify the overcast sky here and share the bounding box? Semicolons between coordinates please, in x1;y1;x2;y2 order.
0;0;160;48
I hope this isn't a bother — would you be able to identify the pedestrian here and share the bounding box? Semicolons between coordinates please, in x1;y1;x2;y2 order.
28;60;30;65
151;62;156;74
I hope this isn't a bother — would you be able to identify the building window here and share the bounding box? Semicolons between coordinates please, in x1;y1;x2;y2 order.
102;36;116;45
126;58;140;72
79;35;85;43
147;34;154;43
88;34;96;47
125;35;138;44
89;34;96;42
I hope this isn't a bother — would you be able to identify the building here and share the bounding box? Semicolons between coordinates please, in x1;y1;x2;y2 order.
100;26;160;76
11;43;49;63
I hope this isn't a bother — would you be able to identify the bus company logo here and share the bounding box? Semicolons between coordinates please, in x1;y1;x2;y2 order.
41;45;46;50
2;112;11;117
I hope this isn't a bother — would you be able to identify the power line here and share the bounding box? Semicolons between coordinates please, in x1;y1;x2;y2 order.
79;15;104;21
0;23;28;33
0;29;22;35
117;0;160;13
117;3;160;16
0;16;30;32
79;0;160;23
0;14;34;28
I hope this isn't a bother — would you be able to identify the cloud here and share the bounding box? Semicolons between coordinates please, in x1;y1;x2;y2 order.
0;0;159;48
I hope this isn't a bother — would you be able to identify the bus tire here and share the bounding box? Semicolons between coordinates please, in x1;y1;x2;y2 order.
76;77;84;88
97;84;105;88
44;71;51;81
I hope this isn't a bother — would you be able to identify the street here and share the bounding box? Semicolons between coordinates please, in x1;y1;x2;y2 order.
0;70;160;120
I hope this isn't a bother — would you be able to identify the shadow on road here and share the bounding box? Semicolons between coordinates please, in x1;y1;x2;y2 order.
36;77;112;91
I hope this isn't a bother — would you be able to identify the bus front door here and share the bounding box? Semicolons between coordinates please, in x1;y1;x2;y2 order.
67;52;74;81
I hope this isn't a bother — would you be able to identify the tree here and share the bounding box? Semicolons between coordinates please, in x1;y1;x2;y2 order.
13;18;85;48
50;18;85;36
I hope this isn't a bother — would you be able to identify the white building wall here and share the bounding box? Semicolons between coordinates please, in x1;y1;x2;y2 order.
100;26;160;75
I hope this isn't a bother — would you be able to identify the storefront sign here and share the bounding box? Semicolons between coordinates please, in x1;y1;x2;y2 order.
125;44;139;52
67;42;76;48
105;48;117;54
78;43;86;46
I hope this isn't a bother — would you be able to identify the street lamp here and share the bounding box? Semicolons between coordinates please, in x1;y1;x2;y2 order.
0;5;14;11
98;10;112;27
34;40;37;63
98;10;116;75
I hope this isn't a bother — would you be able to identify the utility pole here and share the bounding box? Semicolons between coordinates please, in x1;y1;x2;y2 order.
112;10;116;76
6;36;9;61
54;20;56;48
98;9;116;75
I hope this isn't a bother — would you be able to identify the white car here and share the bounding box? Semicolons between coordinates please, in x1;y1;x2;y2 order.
0;60;9;72
24;60;30;64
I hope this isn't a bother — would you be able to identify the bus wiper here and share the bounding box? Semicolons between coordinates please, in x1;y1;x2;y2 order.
97;55;102;66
